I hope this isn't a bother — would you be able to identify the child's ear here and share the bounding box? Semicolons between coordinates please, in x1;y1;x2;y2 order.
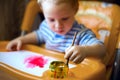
74;4;79;14
74;8;78;15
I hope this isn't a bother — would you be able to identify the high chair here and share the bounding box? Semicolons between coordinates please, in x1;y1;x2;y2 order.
0;0;120;80
20;0;42;36
75;1;120;80
20;0;120;80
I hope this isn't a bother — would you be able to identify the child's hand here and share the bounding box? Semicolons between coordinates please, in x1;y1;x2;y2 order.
65;45;87;64
6;39;22;51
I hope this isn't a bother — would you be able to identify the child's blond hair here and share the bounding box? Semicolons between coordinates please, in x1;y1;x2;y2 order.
37;0;79;12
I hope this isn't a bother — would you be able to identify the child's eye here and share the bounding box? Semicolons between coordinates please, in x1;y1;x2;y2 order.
49;19;55;22
62;17;69;21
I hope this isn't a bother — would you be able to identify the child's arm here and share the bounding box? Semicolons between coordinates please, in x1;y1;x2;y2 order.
65;44;106;64
6;32;38;51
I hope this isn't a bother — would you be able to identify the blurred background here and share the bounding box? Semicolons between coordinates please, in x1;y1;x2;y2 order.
0;0;120;41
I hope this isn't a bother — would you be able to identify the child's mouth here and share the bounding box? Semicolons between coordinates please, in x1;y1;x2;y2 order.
55;30;64;33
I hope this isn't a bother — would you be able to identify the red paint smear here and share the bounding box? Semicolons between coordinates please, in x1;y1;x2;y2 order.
24;55;48;68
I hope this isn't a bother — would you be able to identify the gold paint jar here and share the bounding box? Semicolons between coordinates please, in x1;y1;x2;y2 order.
49;61;69;79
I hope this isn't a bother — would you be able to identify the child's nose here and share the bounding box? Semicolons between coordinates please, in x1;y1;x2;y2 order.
55;21;63;29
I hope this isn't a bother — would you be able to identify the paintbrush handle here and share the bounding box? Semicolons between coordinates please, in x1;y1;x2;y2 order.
71;32;78;46
66;32;78;66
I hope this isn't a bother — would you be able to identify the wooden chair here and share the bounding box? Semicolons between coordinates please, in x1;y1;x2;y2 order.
7;0;120;80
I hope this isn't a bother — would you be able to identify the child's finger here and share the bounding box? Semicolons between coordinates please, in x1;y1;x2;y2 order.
64;47;73;59
6;42;14;51
65;46;71;52
72;56;79;63
69;51;78;61
17;41;22;50
73;55;85;64
6;45;12;51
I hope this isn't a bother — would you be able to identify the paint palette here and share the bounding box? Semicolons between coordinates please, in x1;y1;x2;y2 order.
0;50;76;77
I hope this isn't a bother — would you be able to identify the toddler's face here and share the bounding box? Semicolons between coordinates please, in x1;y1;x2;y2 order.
41;2;76;35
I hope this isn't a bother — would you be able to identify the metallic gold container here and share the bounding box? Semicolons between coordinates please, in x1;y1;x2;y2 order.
49;61;69;79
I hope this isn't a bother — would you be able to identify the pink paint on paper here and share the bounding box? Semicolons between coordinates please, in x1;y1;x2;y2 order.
24;55;48;68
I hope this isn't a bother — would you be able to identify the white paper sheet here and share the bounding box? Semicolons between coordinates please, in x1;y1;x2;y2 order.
0;50;76;77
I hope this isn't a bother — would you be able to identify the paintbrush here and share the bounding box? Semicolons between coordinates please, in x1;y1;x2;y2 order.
66;32;78;67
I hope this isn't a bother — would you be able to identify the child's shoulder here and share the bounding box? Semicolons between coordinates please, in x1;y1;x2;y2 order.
73;21;86;29
40;20;49;28
41;20;47;25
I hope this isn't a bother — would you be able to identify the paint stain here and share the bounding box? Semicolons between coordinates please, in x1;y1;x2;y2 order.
24;55;48;68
